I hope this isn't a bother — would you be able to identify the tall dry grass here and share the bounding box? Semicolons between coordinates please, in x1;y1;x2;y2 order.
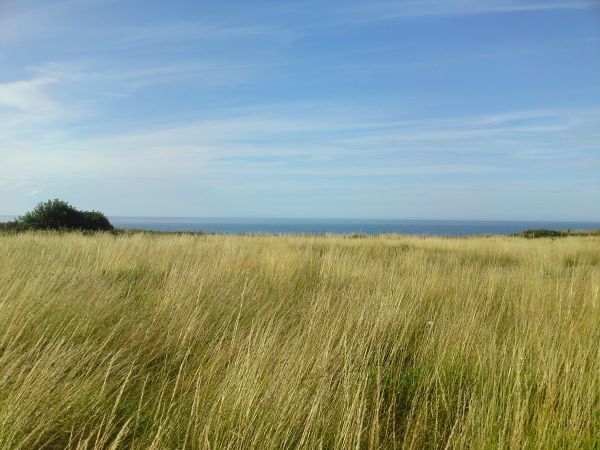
0;232;598;449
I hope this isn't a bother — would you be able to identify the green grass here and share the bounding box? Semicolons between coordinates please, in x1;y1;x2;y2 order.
0;232;598;449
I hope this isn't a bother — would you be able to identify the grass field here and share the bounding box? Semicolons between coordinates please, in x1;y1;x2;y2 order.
0;232;598;449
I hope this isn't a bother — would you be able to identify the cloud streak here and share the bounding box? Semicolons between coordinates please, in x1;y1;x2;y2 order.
338;0;596;23
0;77;58;113
2;88;598;185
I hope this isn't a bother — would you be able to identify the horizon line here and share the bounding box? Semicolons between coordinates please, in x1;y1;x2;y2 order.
3;214;599;223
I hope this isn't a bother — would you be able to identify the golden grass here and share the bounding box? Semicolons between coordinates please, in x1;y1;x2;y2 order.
0;232;598;449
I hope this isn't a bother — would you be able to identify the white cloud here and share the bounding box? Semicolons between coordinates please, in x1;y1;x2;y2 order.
0;76;73;151
0;77;58;113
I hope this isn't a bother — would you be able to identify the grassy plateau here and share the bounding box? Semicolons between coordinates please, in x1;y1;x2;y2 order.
0;232;598;449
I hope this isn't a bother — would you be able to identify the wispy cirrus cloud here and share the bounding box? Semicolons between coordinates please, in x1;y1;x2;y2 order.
0;76;76;142
0;77;58;113
2;62;598;188
111;21;293;46
334;0;597;23
4;0;594;46
2;91;598;184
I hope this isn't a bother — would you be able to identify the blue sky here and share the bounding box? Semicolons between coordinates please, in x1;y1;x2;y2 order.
1;0;599;220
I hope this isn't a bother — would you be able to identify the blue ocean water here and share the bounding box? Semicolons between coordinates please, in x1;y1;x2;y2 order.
2;215;598;236
106;217;600;236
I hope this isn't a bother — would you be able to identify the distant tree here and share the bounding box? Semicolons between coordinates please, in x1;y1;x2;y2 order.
14;199;114;231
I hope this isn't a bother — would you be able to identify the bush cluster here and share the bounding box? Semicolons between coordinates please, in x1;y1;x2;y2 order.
514;228;600;238
1;199;113;232
515;229;566;238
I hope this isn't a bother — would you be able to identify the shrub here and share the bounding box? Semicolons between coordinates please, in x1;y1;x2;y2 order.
0;220;20;231
514;229;564;238
12;199;113;231
80;210;113;231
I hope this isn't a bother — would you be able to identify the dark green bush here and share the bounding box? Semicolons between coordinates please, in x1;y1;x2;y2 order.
516;229;565;238
80;210;113;231
514;229;600;238
9;199;113;232
0;220;20;231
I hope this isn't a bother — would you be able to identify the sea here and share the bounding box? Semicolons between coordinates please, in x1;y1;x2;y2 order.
2;216;599;236
101;218;600;236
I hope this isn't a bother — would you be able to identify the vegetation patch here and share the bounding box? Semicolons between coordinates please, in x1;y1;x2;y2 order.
514;228;600;238
1;199;113;232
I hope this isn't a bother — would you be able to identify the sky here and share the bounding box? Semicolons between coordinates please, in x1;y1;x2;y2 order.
1;0;599;220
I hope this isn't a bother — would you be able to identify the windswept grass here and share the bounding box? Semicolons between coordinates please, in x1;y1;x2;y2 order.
0;232;598;449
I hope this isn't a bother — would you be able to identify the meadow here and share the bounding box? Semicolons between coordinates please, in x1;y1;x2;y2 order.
0;232;598;449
